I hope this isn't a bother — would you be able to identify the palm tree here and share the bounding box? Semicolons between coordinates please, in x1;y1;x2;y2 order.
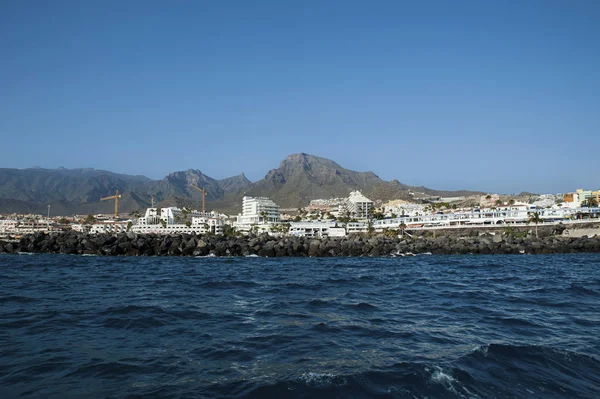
260;211;268;223
485;194;492;200
508;199;515;206
528;211;541;238
399;221;407;236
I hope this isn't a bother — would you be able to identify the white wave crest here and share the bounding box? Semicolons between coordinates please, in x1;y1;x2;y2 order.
299;372;346;387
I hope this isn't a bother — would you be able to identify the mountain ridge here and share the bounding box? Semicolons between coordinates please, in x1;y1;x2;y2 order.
0;154;482;215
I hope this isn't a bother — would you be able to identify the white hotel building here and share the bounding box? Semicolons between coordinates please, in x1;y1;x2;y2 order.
233;196;281;232
344;191;374;220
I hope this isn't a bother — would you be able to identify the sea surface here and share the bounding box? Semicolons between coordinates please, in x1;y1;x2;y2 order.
1;253;600;399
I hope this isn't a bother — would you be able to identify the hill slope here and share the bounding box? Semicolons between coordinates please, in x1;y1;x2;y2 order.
244;153;385;208
210;153;482;211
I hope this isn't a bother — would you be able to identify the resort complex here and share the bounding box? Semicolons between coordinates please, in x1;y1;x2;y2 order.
1;188;599;239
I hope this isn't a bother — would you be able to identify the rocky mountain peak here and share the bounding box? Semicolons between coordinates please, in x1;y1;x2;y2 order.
217;173;252;194
280;153;343;173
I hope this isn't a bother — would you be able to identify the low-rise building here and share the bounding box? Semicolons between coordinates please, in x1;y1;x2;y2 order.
289;221;346;238
0;219;18;235
0;219;54;236
345;221;369;234
129;207;225;235
564;192;579;203
90;221;129;234
382;200;424;217
576;189;600;205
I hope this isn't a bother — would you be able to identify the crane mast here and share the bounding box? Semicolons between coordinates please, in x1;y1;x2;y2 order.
189;184;206;215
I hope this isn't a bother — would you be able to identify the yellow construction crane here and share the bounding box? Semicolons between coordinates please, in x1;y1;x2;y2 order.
189;184;206;215
100;190;122;218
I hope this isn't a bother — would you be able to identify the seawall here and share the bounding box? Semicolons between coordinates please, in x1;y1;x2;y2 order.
1;230;599;257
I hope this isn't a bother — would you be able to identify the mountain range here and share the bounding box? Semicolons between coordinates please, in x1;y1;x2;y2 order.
0;154;481;216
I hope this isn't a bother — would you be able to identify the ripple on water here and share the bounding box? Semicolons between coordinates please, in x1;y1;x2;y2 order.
1;253;600;398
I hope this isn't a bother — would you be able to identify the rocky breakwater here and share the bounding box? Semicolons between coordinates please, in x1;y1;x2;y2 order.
1;231;600;257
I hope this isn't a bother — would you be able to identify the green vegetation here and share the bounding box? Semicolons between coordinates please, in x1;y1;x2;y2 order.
372;211;386;220
381;228;398;238
271;222;291;235
367;220;374;237
504;225;528;238
222;224;241;237
583;197;598;207
83;214;96;225
260;211;268;223
527;212;542;238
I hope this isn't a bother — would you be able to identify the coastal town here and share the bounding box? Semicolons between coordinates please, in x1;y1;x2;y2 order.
1;188;598;239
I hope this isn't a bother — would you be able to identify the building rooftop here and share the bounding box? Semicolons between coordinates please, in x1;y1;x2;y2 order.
348;190;373;203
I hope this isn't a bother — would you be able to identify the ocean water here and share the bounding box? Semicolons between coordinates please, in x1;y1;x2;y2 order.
1;254;599;399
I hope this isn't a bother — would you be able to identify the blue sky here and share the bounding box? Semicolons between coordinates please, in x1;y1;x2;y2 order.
1;0;598;194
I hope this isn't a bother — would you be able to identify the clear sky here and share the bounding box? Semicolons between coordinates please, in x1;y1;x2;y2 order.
1;0;598;194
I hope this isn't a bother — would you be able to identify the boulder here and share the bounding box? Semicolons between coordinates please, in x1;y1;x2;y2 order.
308;240;321;257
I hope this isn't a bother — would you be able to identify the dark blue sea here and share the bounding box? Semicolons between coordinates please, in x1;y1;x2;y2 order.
1;254;600;399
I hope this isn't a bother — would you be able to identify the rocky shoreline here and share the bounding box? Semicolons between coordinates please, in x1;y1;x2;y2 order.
1;229;599;257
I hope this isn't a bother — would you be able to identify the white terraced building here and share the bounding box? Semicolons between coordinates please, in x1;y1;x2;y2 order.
345;191;374;220
0;219;54;235
130;207;224;235
90;221;129;234
289;221;346;238
370;207;600;231
234;196;281;232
